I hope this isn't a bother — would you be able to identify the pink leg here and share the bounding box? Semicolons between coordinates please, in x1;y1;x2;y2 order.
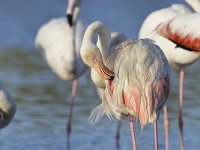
129;115;137;150
67;79;77;149
164;106;169;150
154;121;158;150
179;68;184;150
116;121;121;149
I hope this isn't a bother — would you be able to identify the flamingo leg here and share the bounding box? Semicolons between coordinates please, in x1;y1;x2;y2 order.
154;121;158;150
163;106;169;150
179;68;184;150
129;115;137;150
116;121;121;149
67;79;77;149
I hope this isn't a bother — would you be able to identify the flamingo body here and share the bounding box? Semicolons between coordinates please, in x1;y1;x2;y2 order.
35;17;87;80
139;4;200;69
157;13;200;52
104;39;170;127
81;21;171;125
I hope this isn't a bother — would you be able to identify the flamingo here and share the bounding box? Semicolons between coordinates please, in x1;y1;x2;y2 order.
139;2;200;150
66;0;129;147
80;21;171;150
89;32;127;148
35;0;87;147
0;83;16;129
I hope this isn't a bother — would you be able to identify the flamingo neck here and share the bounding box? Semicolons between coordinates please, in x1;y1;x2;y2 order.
185;0;200;13
67;0;80;14
84;22;111;61
96;33;111;62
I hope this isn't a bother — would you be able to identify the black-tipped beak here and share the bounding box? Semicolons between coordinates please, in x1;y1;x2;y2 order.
67;14;73;27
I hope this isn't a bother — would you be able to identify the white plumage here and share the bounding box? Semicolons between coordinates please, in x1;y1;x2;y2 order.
35;18;87;80
89;32;127;123
35;6;87;145
139;4;200;68
80;21;171;149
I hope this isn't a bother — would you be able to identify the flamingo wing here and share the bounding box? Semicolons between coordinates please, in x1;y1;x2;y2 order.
153;75;170;116
157;13;200;52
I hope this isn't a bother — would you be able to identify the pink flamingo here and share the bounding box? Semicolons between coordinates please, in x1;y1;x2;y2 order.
139;2;200;150
89;32;127;148
67;0;129;147
80;21;171;150
35;0;87;147
0;84;16;129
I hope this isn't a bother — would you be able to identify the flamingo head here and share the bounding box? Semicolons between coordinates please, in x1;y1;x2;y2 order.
66;0;81;27
81;43;114;80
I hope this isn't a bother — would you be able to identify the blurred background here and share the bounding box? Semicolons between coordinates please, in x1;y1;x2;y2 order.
0;0;199;149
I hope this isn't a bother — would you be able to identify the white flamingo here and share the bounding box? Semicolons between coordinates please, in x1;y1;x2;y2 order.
67;0;129;147
35;0;87;147
80;21;171;150
139;2;200;150
89;32;127;148
0;84;16;129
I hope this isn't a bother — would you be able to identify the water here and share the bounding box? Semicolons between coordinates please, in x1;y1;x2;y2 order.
0;0;200;150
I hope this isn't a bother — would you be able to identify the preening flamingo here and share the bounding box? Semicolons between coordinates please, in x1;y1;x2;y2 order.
80;21;171;150
0;83;16;129
139;3;200;150
89;32;127;148
35;0;87;146
66;0;129;147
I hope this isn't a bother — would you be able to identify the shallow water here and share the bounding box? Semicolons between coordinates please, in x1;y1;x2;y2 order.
0;0;200;150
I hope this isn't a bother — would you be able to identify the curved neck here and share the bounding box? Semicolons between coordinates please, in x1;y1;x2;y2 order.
83;21;111;61
185;0;200;13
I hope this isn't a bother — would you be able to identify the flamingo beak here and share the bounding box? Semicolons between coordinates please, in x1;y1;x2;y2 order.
67;14;73;27
66;0;75;27
92;62;115;80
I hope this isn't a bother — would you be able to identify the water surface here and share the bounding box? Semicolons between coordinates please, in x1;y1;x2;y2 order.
0;0;200;150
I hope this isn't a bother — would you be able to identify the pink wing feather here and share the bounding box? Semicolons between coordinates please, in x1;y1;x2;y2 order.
157;13;200;52
153;76;170;113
